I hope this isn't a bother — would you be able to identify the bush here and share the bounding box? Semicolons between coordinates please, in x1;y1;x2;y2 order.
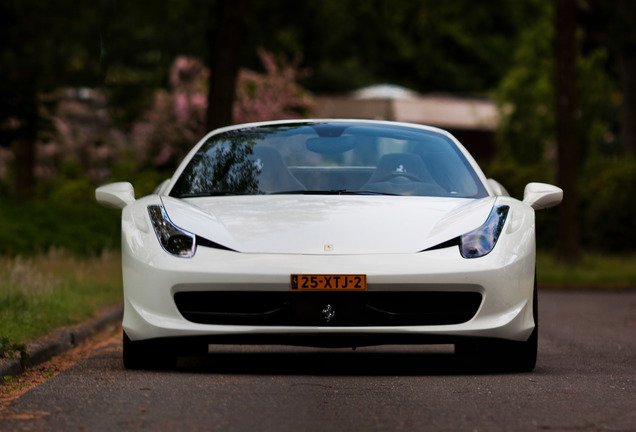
485;158;551;200
581;159;636;252
487;156;636;253
0;198;120;256
0;172;121;256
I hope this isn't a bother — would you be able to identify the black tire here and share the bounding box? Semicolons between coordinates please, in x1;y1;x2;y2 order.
122;332;178;370
496;279;538;372
456;277;538;372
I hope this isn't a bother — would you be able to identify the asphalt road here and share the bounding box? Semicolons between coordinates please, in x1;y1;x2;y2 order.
1;291;634;432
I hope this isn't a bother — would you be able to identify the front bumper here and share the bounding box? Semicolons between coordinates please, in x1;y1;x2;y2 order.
121;241;536;346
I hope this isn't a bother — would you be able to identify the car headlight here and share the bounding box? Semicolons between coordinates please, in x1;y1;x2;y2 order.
459;205;509;259
147;205;196;258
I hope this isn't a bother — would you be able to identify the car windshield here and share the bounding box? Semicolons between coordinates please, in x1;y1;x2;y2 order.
169;121;488;198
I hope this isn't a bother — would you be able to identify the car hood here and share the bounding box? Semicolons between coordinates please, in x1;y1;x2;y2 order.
162;195;496;254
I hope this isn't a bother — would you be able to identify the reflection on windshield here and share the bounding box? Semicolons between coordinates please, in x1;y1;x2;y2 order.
169;122;488;198
171;129;267;197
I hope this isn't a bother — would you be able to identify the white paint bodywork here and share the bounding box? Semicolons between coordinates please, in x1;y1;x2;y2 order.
120;193;536;343
97;119;560;347
163;195;495;254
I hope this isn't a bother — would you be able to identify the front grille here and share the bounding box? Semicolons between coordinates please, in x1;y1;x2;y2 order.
173;291;482;327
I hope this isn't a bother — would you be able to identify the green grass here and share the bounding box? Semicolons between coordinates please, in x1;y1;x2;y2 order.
537;251;636;289
0;250;122;344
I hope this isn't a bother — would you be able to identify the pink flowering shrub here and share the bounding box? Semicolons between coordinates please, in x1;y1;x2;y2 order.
42;93;128;184
132;56;210;170
0;49;312;186
0;89;128;187
133;50;312;171
233;49;312;124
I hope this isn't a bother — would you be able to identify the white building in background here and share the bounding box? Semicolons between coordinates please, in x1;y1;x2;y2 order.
313;84;500;162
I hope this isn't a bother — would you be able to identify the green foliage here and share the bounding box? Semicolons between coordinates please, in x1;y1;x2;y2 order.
576;49;622;161
494;3;555;165
0;198;120;256
495;2;620;166
101;0;212;125
580;158;636;251
246;0;541;94
0;337;28;364
486;156;636;252
0;167;121;256
491;1;628;255
0;0;103;92
485;159;551;201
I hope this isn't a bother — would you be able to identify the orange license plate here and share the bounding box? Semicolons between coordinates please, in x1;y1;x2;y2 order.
291;274;367;291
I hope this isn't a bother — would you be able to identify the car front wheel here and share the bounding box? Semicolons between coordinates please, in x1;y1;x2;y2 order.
122;332;178;370
456;277;538;372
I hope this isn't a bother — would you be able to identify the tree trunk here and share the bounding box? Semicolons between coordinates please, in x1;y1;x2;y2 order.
206;0;249;131
554;0;581;264
14;137;36;196
11;83;39;197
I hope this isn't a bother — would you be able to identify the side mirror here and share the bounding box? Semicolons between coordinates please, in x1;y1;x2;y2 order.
523;182;563;210
95;182;135;209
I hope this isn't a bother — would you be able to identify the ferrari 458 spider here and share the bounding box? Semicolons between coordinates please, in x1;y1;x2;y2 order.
96;119;562;371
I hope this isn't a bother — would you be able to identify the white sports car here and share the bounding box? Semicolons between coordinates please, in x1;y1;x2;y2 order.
96;119;562;371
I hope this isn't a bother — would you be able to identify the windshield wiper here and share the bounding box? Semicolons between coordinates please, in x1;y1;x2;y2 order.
270;190;399;196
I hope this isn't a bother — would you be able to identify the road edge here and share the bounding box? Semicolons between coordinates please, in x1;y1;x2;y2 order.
0;306;123;378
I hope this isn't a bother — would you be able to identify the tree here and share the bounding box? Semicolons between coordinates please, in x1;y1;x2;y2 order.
582;0;636;156
0;0;102;196
131;50;311;173
99;0;211;126
492;1;622;254
244;0;541;95
555;0;581;263
206;0;249;130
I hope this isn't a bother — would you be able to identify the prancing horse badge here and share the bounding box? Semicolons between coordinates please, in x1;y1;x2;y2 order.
322;304;335;322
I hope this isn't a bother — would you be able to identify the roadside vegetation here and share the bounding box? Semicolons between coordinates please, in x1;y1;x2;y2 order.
537;252;636;289
0;249;122;361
